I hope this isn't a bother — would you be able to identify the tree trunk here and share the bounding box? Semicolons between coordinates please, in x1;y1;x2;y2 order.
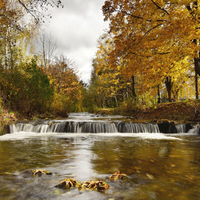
187;0;200;98
194;52;199;99
131;76;137;100
157;85;161;103
195;67;199;99
165;77;173;102
5;28;8;69
193;39;199;99
114;91;118;107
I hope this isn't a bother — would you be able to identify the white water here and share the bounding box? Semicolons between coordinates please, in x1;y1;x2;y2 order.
9;121;161;134
2;113;197;141
0;132;182;141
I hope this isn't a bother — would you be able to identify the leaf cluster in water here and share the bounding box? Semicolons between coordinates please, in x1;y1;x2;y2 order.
55;178;78;189
110;171;128;180
78;180;110;191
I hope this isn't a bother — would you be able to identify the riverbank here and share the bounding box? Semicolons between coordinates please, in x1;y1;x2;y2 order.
95;100;200;124
0;108;62;126
0;109;64;135
1;99;200;126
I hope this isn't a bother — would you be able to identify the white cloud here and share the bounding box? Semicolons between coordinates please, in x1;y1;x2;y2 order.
44;0;109;83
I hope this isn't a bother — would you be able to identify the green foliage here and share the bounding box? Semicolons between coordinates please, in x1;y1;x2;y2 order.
0;107;3;115
81;88;99;112
25;59;54;113
0;58;54;115
0;0;87;118
0;51;87;117
50;93;70;116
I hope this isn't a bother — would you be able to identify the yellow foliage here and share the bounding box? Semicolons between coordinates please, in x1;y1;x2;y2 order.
101;0;200;102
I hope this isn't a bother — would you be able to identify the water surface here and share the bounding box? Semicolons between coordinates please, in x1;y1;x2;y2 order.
0;113;200;200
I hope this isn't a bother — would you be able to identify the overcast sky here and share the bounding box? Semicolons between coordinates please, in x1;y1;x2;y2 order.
44;0;109;83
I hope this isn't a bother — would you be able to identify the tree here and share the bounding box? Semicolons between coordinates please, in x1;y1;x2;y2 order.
102;0;200;101
90;34;140;108
25;59;54;113
0;0;66;116
17;0;63;24
35;31;57;70
0;0;63;63
47;55;84;114
0;58;54;114
0;0;42;69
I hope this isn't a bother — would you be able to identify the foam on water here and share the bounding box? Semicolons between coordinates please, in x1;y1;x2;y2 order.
91;133;182;140
0;132;182;141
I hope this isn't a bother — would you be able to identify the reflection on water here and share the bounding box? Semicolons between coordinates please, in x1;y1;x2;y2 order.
0;135;200;199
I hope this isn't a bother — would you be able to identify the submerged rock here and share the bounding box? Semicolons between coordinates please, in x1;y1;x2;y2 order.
21;169;52;177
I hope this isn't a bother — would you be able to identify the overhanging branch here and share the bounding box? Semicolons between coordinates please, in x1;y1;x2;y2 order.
150;0;170;15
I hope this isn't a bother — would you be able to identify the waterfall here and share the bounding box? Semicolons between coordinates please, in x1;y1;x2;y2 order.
188;124;200;135
5;112;200;136
9;121;161;134
81;122;118;133
117;122;160;133
175;124;186;133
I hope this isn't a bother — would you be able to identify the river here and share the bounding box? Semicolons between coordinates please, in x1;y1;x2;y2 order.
0;113;200;200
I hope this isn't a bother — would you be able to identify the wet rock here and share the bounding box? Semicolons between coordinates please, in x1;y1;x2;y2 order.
117;122;126;133
169;122;177;133
7;125;11;134
33;170;52;176
158;121;177;133
158;121;193;133
158;121;170;133
21;169;52;177
185;123;193;133
21;170;34;177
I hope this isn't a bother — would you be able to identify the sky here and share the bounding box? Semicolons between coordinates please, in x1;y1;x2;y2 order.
44;0;109;83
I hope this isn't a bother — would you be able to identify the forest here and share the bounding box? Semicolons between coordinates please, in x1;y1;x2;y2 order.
0;0;87;121
1;0;200;123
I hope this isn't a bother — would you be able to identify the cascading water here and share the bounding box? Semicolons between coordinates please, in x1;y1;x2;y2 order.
175;124;186;133
7;113;199;135
187;124;200;134
117;122;160;133
9;121;160;134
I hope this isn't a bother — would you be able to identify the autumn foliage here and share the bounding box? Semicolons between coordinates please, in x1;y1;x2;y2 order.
0;0;85;118
1;0;200;119
89;0;200;111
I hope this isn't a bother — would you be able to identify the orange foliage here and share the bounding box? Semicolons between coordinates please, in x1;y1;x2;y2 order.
102;0;200;102
46;55;84;114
